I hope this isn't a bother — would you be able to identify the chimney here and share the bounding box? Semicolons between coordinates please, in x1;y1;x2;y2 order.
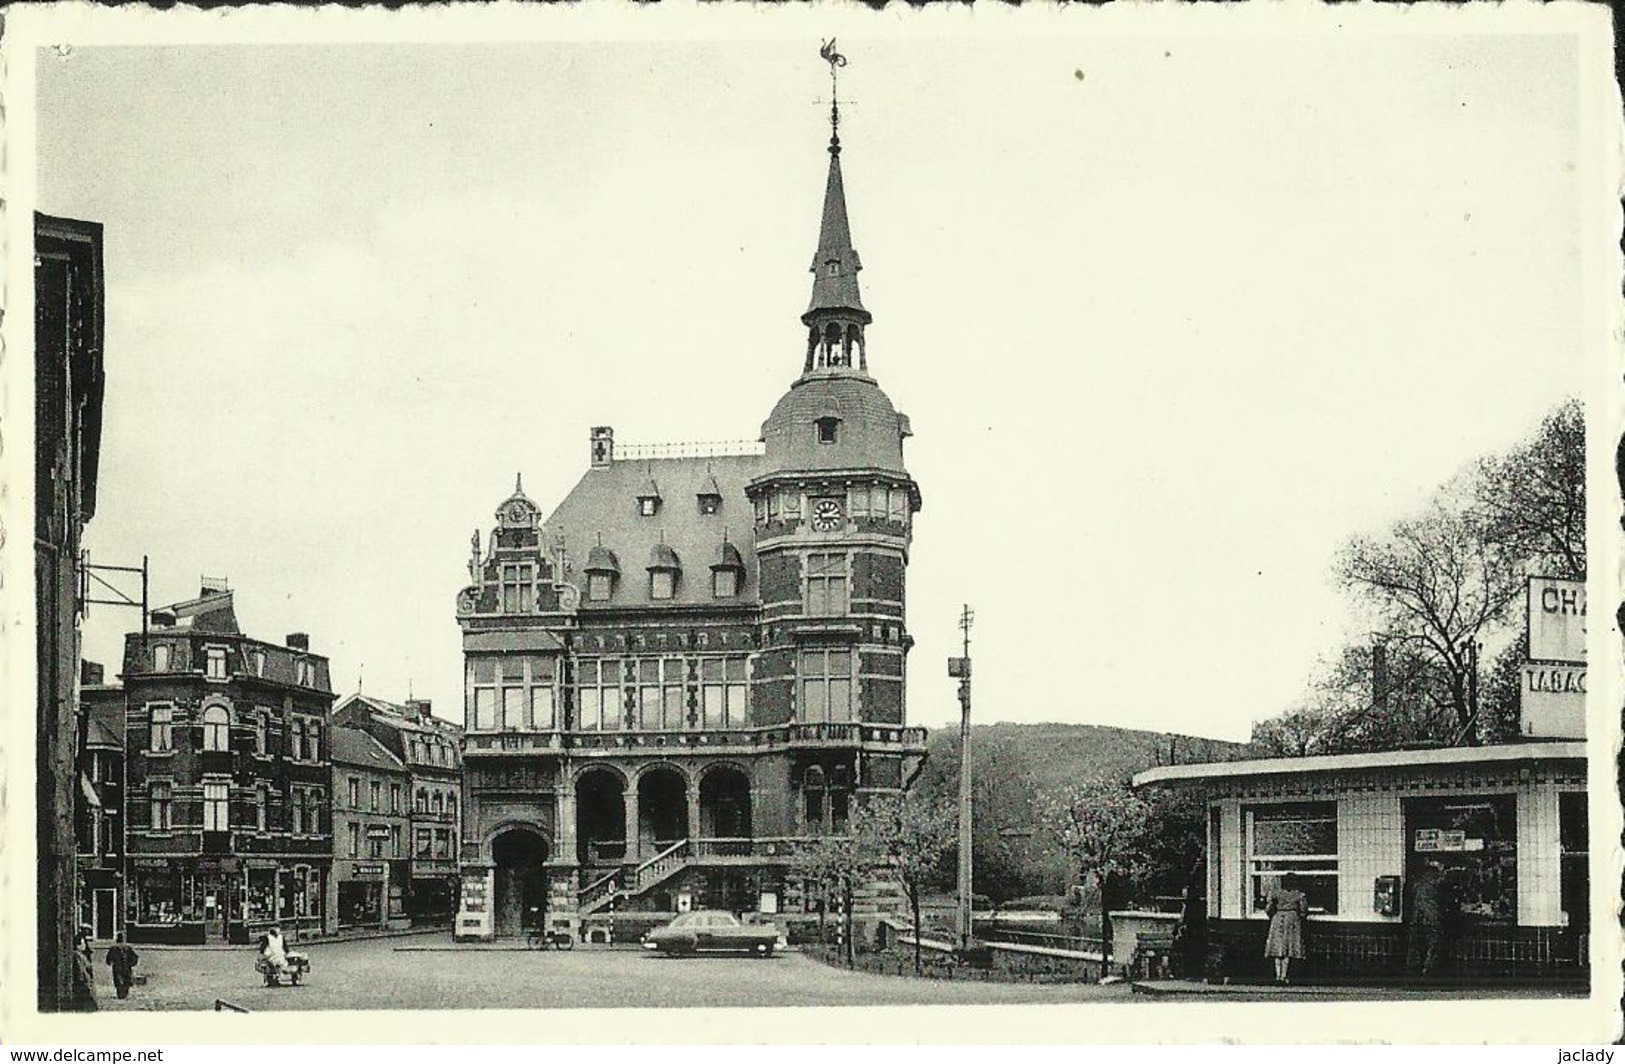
200;574;229;597
590;426;614;468
286;633;310;652
405;698;433;721
150;609;177;628
80;661;104;686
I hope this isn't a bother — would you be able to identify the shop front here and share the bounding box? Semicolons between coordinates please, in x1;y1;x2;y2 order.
338;863;388;930
1134;742;1589;985
127;857;326;945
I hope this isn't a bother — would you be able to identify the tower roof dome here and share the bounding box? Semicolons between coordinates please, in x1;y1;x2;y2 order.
760;373;911;474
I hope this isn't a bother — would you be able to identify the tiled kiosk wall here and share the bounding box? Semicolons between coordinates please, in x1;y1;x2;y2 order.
1200;770;1586;983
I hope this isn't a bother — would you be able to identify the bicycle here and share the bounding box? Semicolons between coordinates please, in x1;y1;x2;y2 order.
525;927;575;950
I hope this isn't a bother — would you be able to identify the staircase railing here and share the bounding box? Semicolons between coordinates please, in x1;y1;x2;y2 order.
630;839;690;894
578;867;622;912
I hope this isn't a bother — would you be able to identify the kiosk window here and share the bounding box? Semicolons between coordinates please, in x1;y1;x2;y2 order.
1246;802;1339;915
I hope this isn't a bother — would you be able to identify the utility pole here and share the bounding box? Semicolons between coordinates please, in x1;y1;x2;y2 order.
947;605;974;951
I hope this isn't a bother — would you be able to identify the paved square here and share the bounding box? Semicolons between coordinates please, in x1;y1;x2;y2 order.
92;938;1129;1012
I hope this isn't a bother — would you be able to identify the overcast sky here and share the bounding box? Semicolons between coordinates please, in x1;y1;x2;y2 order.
38;25;1591;740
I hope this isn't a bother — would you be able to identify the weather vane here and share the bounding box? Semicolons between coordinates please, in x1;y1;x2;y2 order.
820;38;848;149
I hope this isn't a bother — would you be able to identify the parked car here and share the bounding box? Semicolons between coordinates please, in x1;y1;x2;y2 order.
642;911;784;957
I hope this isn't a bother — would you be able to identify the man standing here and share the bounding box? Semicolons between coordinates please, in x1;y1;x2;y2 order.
1407;860;1448;977
104;932;139;1000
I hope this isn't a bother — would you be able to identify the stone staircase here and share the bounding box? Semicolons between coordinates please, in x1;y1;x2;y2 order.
577;839;691;915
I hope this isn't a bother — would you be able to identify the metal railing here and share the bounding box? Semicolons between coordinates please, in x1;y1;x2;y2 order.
977;926;1107;955
615;440;765;461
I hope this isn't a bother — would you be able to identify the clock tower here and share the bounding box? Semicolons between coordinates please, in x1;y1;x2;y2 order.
746;74;922;803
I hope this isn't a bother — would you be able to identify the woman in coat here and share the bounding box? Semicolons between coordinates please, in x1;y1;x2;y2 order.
1263;873;1308;985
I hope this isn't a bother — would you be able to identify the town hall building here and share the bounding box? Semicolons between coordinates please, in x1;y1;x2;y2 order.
454;84;927;941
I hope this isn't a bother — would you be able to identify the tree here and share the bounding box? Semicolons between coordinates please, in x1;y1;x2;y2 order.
856;791;956;974
1040;778;1149;955
1473;398;1585;579
789;830;864;966
1133;786;1206;905
913;727;1048;904
1334;499;1523;742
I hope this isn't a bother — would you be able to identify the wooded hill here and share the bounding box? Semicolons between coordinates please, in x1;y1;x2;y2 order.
910;721;1249;903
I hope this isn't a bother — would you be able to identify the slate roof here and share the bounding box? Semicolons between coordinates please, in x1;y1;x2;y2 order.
804;144;869;323
331;723;408;774
335;692;463;738
546;455;765;610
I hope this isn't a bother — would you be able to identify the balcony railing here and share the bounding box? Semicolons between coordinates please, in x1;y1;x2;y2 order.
466;723;927;754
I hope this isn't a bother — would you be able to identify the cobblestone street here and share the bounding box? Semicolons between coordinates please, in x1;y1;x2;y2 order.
94;938;1131;1012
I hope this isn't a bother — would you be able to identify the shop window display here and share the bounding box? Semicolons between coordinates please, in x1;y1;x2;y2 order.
1403;794;1517;925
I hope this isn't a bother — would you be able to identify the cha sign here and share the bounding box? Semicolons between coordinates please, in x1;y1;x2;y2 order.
1528;577;1585;664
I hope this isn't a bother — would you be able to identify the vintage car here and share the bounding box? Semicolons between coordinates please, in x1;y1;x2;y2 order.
641;911;784;957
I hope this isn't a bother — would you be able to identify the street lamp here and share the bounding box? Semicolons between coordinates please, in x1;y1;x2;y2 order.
947;605;974;951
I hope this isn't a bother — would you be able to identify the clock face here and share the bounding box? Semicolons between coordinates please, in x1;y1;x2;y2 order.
811;497;845;533
507;502;527;522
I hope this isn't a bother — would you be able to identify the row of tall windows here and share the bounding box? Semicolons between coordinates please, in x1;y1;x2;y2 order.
575;656;751;731
756;487;910;526
145;782;319;834
346;777;404;813
149;703;322;758
464;653;868;729
467;654;558;732
151;641;315;686
346;823;404;859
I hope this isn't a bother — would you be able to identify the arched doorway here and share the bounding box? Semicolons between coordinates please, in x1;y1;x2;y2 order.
637;767;689;857
576;769;627;867
491;828;548;939
700;766;752;839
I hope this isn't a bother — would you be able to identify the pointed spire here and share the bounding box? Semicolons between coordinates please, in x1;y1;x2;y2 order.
803;40;871;376
515;472;524;494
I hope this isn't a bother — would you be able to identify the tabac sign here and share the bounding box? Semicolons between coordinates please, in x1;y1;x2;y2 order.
1522;576;1585;740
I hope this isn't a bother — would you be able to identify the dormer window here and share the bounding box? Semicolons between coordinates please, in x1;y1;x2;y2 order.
697;472;724;515
826;260;839;276
637;475;662;517
816;417;840;444
151;643;171;672
585;543;621;602
711;539;746;600
647;543;681;601
205;647;227;680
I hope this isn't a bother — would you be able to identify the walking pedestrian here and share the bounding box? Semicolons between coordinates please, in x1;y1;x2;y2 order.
105;932;139;1000
1406;860;1448;977
1263;873;1308;985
